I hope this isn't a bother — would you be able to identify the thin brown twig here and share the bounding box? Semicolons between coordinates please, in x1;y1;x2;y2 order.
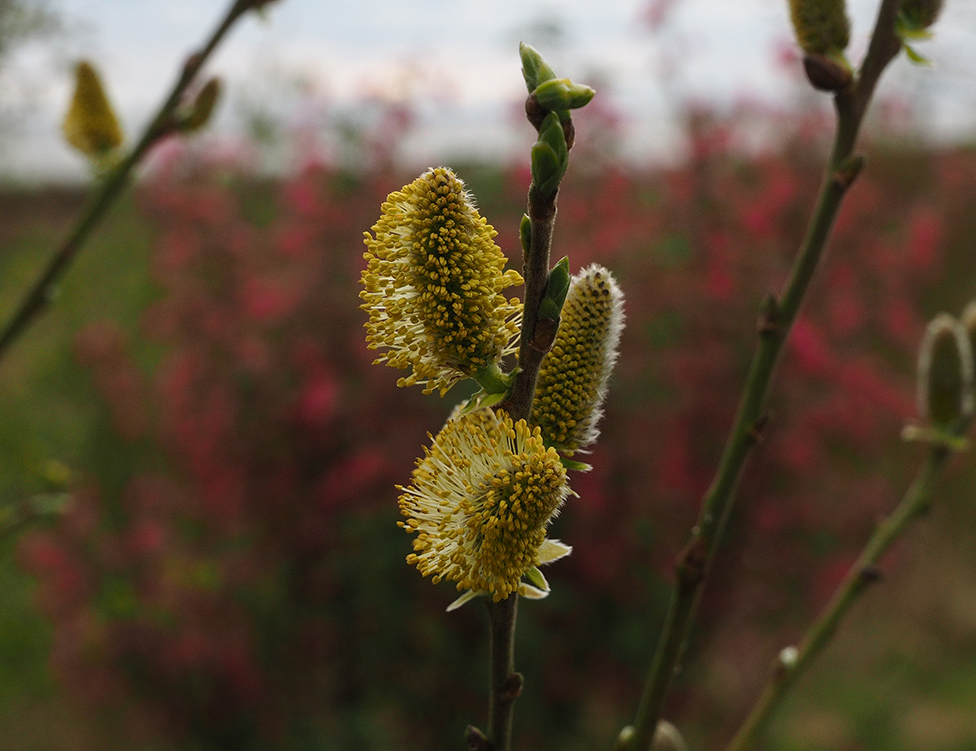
623;1;904;748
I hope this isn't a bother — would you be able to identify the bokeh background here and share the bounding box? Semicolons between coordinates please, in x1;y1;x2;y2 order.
3;1;976;750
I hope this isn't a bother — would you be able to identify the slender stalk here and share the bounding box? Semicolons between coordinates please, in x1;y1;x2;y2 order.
0;0;258;365
624;2;903;748
486;595;521;748
726;446;950;751
482;104;569;751
499;179;561;422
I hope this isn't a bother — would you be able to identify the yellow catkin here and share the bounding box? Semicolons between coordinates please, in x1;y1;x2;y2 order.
62;61;124;157
361;168;523;395
532;264;624;453
398;409;569;601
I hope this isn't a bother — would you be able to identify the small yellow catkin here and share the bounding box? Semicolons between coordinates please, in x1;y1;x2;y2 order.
62;61;124;158
788;0;851;56
531;264;624;453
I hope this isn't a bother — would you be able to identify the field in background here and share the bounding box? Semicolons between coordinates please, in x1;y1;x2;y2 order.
3;119;976;750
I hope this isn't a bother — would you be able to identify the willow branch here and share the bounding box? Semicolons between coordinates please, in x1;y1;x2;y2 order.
481;98;574;751
624;2;903;748
726;445;950;751
485;595;521;750
0;0;260;365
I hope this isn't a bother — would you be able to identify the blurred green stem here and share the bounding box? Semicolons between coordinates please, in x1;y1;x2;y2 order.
0;0;259;365
725;445;950;750
624;2;903;749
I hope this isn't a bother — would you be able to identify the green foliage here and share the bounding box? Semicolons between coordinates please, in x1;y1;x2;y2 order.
537;257;571;321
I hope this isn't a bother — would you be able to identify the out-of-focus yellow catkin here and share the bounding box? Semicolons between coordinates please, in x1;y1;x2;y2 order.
62;61;124;158
531;264;624;453
918;313;973;429
788;0;851;57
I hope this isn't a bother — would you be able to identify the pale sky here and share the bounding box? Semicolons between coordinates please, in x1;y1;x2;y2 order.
2;0;974;181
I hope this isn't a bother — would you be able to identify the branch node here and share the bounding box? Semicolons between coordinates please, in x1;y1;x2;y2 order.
858;564;884;584
504;672;524;699
183;51;205;77
747;412;771;444
530;317;559;353
676;535;709;590
757;294;781;336
562;117;576;151
525;94;546;132
832;153;866;190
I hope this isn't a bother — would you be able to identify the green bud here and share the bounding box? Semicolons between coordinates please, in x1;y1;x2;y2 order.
531;142;561;196
520;42;557;93
918;313;974;429
520;214;532;257
539;111;569;159
531;112;568;198
178;77;222;133
537;257;571;321
472;362;512;395
899;0;944;32
788;0;851;57
533;78;595;112
896;0;944;65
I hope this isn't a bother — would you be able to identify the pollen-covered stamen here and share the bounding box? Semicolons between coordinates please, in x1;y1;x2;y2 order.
361;168;523;396
532;264;624;453
399;409;570;602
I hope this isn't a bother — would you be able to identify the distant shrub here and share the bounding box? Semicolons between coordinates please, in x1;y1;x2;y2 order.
21;115;976;749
